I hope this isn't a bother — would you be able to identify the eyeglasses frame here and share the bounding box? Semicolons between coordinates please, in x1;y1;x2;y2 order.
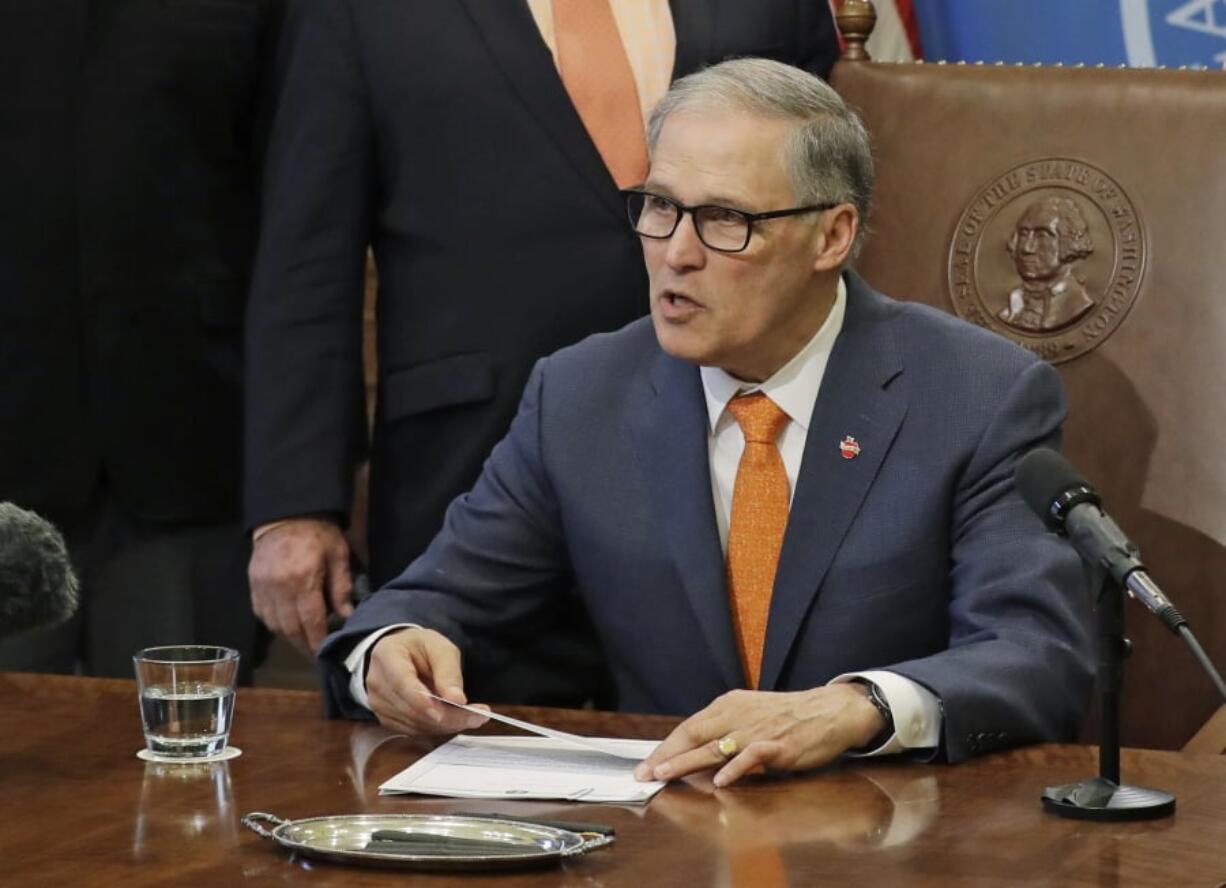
622;188;837;254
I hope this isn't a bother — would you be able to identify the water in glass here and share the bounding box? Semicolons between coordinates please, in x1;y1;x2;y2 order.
139;683;235;757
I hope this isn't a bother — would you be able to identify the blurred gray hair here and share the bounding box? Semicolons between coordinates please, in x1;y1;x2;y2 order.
646;57;874;261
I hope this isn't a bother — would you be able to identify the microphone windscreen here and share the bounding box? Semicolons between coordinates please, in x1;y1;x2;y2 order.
1015;447;1090;530
0;502;80;636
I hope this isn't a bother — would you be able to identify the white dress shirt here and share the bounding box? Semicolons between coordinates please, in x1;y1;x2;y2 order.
348;276;941;755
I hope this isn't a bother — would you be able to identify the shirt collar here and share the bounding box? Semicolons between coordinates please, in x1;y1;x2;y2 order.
700;275;847;433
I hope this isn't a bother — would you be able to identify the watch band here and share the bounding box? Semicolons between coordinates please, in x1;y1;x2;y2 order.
851;679;895;752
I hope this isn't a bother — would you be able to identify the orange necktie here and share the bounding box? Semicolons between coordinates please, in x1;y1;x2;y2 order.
552;0;650;189
725;393;791;689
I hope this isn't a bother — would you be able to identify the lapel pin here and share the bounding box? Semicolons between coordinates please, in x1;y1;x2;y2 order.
839;435;861;460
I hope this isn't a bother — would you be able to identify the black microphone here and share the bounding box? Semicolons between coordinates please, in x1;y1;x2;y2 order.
1020;449;1226;822
1014;448;1185;634
0;502;80;637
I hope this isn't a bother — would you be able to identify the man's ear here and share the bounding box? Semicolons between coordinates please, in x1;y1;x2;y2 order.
812;205;858;272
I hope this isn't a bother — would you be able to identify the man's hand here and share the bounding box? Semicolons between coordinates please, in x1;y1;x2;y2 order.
634;685;884;788
365;627;490;736
248;518;355;656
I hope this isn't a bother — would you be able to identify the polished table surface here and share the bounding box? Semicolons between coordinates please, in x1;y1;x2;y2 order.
3;674;1225;887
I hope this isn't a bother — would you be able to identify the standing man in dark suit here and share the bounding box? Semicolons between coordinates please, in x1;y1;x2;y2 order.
0;0;282;680
317;58;1093;776
245;0;839;704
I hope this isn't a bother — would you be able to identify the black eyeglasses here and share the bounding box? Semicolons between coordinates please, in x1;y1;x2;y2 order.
623;189;835;253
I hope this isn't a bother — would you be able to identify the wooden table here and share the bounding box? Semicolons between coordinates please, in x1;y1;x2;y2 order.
3;673;1225;886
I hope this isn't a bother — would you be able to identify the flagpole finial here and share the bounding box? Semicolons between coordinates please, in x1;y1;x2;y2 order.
836;0;878;62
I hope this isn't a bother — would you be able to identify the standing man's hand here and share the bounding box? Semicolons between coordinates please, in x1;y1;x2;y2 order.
634;685;885;788
249;518;355;656
365;627;489;737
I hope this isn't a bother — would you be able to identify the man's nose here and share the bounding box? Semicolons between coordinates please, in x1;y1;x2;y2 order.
665;211;706;270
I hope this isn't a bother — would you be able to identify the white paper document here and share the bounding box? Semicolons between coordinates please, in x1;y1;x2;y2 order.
379;735;666;805
424;692;653;760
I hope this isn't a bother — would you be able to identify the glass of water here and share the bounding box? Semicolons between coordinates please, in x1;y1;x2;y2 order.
133;645;239;759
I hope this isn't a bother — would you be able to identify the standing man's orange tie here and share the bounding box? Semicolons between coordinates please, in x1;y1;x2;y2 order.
553;0;651;188
725;393;791;689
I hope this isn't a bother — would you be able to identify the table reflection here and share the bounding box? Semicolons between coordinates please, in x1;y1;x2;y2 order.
344;722;439;802
134;760;236;859
653;766;940;886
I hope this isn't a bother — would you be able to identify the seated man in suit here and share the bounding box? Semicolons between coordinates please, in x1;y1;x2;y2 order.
319;58;1094;786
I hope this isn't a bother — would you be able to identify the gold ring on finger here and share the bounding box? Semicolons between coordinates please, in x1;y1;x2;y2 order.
716;735;738;758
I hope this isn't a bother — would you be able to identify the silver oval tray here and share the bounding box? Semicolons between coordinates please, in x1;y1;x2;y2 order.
242;811;613;871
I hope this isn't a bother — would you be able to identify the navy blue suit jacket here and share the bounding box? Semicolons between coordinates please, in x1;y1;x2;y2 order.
320;273;1094;762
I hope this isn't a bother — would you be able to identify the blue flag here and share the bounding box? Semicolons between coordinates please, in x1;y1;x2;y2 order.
913;1;1226;68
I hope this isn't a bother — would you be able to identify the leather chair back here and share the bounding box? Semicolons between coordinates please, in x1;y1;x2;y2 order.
831;12;1226;749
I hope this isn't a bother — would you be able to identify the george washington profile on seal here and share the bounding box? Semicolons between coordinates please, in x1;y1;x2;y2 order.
999;196;1096;332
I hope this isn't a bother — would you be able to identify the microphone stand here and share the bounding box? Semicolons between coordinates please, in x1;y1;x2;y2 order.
1041;575;1174;820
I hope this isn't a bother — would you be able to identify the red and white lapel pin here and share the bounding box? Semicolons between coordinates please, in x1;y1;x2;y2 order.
839;435;861;460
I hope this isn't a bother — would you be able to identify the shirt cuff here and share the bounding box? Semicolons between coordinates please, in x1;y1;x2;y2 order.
344;623;420;710
829;669;942;756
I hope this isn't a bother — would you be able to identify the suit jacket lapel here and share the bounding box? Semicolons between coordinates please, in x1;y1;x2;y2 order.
627;349;744;691
456;0;624;220
669;0;717;80
758;275;909;690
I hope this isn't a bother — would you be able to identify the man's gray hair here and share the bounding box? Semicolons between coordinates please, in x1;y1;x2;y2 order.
647;58;874;261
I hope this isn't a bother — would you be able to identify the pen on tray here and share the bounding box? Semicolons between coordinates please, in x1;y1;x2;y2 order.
452;812;616;837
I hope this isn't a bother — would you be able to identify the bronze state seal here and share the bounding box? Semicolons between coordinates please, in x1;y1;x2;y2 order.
947;158;1145;364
